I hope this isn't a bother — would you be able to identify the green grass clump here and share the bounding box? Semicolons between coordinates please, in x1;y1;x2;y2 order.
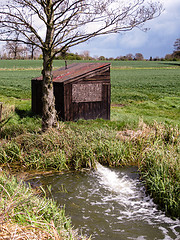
0;124;133;171
0;172;88;239
138;124;180;218
0;105;41;139
140;146;179;218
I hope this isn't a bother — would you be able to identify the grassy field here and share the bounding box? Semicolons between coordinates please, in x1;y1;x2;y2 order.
0;59;179;127
0;60;179;226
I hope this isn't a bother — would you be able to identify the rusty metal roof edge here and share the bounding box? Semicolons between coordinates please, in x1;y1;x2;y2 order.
56;62;111;85
32;62;111;82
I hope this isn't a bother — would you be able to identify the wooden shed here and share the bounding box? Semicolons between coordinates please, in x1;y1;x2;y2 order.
31;62;111;121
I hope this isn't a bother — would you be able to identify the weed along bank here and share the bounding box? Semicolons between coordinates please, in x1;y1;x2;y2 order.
32;62;111;121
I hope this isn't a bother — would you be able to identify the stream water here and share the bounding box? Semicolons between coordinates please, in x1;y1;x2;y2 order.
28;164;180;240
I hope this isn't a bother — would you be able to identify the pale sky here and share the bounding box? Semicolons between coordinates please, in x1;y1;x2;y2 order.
71;0;180;59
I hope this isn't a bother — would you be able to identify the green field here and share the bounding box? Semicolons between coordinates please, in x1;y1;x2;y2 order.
0;59;179;127
111;63;180;127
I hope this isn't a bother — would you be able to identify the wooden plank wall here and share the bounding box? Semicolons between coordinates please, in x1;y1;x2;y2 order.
31;80;43;115
31;65;111;121
63;68;110;121
54;82;65;120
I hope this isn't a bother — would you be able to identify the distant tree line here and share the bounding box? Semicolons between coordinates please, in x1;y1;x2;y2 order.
1;41;40;60
1;38;180;61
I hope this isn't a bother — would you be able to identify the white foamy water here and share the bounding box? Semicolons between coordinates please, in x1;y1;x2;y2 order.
95;162;135;195
94;163;180;239
32;164;180;240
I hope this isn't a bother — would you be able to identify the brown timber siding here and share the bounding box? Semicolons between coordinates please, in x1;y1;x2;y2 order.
31;62;111;121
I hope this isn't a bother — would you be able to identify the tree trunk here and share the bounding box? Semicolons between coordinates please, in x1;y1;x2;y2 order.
31;46;34;60
41;49;58;132
41;0;58;131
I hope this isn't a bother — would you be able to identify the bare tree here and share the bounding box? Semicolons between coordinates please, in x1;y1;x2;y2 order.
174;38;180;52
126;53;134;60
135;52;144;61
5;30;22;59
5;41;27;59
26;35;39;59
173;38;180;59
0;0;163;131
82;50;91;60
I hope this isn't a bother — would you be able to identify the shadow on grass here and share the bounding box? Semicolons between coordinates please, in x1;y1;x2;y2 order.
15;107;37;118
159;62;180;67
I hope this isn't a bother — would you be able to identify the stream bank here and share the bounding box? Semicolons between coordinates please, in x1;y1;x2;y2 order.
27;165;180;240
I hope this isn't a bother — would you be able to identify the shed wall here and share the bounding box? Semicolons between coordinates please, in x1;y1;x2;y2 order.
62;68;110;121
54;82;64;120
31;65;111;121
31;80;43;115
64;82;110;121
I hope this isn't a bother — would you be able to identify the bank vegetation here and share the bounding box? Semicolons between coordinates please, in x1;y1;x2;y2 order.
0;105;179;220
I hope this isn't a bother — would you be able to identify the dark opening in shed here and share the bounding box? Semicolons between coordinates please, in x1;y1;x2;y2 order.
31;62;111;121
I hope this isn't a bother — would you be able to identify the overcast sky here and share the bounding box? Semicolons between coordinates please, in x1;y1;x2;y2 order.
0;0;179;59
71;0;180;59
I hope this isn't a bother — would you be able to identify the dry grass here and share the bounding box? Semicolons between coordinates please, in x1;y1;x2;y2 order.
0;221;87;240
0;68;42;71
0;220;86;240
0;103;15;122
116;120;153;141
0;222;55;240
0;67;60;71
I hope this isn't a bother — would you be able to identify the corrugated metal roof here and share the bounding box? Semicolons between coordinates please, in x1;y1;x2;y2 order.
34;62;110;83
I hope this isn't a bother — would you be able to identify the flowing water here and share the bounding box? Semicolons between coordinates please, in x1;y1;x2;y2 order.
28;164;180;240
